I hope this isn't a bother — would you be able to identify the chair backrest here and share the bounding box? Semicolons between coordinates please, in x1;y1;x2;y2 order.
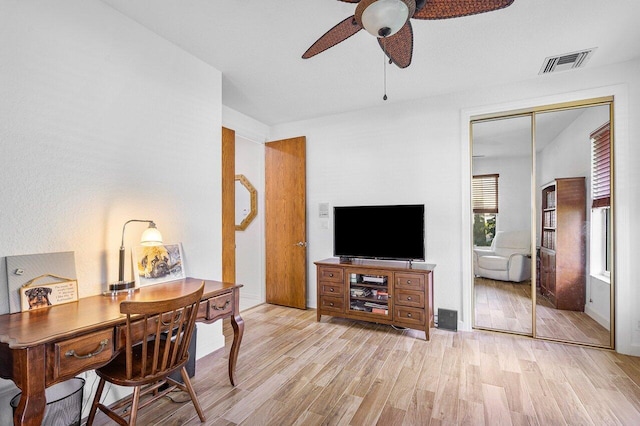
120;283;204;381
492;230;531;256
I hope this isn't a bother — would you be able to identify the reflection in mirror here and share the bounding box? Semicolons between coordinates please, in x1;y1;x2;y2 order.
472;115;533;335
534;103;613;348
235;174;257;231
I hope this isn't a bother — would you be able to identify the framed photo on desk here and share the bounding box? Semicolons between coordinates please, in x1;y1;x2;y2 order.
132;243;185;287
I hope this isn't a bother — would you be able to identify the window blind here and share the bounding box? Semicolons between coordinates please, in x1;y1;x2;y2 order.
591;122;610;208
472;174;499;214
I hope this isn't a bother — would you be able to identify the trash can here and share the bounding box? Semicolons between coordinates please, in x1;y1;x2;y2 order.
10;377;85;426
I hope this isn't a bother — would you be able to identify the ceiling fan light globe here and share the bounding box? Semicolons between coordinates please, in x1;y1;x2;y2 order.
361;0;409;38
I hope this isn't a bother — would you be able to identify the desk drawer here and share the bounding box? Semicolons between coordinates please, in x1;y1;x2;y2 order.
197;300;209;320
206;292;234;321
49;329;113;381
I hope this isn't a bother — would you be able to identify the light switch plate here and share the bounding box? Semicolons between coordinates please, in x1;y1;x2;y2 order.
319;203;329;218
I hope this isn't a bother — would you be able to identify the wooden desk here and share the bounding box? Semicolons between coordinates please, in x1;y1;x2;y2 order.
0;277;243;426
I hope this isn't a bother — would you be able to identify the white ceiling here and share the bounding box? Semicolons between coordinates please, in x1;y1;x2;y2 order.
100;0;640;126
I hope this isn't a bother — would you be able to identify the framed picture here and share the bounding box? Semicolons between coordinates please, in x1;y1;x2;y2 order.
132;243;186;287
19;274;78;311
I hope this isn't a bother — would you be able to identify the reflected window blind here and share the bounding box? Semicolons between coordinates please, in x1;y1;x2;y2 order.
472;174;499;213
591;122;611;208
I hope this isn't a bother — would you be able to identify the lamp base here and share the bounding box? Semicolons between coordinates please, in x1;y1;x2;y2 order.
103;280;136;297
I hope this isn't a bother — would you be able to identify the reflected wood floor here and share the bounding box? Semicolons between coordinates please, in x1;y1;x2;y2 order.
474;277;533;334
89;304;640;425
535;291;611;347
474;277;610;347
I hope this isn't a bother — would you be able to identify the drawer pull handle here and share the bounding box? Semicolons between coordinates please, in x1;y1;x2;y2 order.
407;313;413;318
65;339;109;359
212;299;231;311
329;273;334;277
329;302;334;306
329;288;334;292
407;296;412;301
407;280;412;284
160;311;182;326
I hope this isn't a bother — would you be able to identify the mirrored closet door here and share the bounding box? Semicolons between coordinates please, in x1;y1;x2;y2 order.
471;98;614;349
472;115;533;335
534;103;613;348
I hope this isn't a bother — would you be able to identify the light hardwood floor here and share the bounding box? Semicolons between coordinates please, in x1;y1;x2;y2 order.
89;304;640;425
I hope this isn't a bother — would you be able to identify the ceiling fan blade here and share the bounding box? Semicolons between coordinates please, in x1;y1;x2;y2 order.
302;16;362;59
378;21;413;68
338;0;361;3
413;0;514;19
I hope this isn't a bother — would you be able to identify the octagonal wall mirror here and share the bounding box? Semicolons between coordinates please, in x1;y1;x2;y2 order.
235;174;257;231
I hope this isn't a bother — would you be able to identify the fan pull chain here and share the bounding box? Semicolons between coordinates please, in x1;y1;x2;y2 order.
382;36;388;101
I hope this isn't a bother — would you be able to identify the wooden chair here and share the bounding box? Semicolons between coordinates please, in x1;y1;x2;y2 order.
87;283;205;425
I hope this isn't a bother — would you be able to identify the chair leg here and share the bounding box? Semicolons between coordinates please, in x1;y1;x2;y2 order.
128;386;142;426
86;378;106;425
181;367;206;422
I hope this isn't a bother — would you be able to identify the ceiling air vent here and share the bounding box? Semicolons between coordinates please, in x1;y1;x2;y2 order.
539;48;596;74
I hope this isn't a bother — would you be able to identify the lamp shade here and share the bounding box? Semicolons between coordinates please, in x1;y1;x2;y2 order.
140;223;163;246
361;0;410;38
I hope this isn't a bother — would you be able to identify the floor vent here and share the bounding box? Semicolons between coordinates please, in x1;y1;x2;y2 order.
437;308;458;332
539;48;596;74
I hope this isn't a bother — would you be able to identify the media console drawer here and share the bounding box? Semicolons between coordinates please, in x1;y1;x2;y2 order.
396;273;425;291
395;289;425;308
320;282;343;296
319;267;343;282
320;296;344;313
395;306;425;326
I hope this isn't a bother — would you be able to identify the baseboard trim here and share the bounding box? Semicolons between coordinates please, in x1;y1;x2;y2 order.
585;305;610;331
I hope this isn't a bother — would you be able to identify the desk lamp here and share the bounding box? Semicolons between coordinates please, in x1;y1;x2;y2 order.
106;219;163;295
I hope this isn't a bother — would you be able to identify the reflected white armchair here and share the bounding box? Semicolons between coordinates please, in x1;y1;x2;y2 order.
474;230;531;282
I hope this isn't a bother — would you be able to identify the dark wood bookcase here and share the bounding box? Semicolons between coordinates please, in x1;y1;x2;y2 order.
539;177;586;311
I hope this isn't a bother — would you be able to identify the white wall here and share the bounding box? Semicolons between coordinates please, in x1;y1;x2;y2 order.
272;58;639;356
235;135;266;310
537;105;609;188
473;155;532;233
271;99;464;314
0;1;224;422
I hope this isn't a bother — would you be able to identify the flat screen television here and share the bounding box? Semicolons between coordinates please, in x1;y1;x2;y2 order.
333;204;425;262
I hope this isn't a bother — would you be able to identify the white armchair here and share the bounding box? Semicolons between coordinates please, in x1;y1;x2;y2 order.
474;230;531;282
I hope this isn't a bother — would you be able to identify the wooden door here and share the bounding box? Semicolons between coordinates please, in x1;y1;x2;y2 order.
222;127;236;283
265;136;307;309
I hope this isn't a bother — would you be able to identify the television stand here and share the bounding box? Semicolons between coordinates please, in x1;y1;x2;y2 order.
315;258;436;340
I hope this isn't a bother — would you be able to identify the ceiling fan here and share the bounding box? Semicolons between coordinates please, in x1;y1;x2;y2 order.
302;0;515;69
